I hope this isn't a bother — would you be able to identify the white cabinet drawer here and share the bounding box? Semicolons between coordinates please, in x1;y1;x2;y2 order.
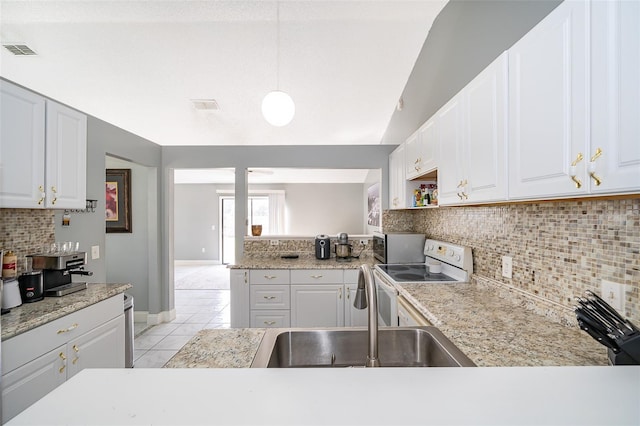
250;310;291;328
290;269;343;284
250;285;290;310
249;269;289;285
2;295;123;374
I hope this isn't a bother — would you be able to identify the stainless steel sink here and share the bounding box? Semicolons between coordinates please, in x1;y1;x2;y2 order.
251;327;476;368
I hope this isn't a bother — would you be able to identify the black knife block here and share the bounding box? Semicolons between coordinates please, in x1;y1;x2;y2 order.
608;333;640;365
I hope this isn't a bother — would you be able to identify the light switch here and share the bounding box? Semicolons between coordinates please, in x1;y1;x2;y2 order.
91;245;100;260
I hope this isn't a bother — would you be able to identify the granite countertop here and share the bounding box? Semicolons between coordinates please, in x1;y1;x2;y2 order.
396;281;609;367
164;329;265;368
1;283;132;341
230;255;376;270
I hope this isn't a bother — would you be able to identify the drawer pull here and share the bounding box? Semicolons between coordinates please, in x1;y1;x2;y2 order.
263;296;276;300
264;321;276;326
311;275;323;279
59;352;66;361
57;323;79;334
264;275;277;280
73;344;80;353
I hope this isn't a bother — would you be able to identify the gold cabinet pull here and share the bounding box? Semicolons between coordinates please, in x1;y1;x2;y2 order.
262;295;276;300
59;365;66;373
311;275;323;279
38;185;46;205
339;288;342;299
589;148;603;186
414;157;420;164
57;323;79;334
50;186;57;205
569;153;584;188
73;344;80;353
244;271;248;284
263;275;277;280
59;352;67;361
264;320;276;326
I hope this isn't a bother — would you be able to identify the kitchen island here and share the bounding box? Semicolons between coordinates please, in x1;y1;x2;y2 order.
8;366;639;425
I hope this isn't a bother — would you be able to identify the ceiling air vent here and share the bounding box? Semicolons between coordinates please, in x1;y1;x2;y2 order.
191;99;220;111
3;44;37;56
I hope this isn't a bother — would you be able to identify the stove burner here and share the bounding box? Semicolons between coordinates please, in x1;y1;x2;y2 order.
378;264;459;283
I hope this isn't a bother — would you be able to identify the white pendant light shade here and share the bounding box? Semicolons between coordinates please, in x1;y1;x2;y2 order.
262;90;295;127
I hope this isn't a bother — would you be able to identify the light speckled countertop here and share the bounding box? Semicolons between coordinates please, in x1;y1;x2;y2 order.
1;283;132;341
164;329;266;368
230;255;376;270
396;281;609;366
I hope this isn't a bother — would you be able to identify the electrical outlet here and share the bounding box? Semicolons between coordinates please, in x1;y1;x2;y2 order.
91;245;100;260
501;256;512;279
270;239;279;246
601;279;625;312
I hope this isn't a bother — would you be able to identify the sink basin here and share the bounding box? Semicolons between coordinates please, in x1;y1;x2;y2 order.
251;327;476;368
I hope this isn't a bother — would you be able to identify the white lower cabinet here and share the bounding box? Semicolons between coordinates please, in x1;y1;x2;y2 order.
230;269;250;328
1;296;124;423
291;285;344;328
344;283;368;327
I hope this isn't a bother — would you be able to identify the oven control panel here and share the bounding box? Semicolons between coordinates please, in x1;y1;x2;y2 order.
424;240;473;273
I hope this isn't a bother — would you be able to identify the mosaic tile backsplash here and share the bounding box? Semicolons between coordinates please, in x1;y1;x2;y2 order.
383;198;640;325
243;237;373;259
0;209;56;275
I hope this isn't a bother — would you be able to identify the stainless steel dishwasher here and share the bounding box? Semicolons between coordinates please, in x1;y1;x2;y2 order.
124;293;134;368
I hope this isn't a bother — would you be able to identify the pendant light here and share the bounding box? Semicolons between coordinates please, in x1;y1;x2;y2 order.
262;1;295;127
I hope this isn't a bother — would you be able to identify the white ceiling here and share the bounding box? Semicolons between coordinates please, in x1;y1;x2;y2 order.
0;0;447;146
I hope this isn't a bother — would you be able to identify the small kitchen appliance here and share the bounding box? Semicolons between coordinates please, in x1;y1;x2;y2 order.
1;278;22;310
18;271;44;302
28;252;92;297
373;232;426;264
315;235;331;260
334;233;353;262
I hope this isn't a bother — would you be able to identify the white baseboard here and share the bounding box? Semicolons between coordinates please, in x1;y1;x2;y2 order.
134;309;176;326
174;260;221;266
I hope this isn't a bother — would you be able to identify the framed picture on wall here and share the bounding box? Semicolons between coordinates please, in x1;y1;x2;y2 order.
367;182;380;227
106;168;132;233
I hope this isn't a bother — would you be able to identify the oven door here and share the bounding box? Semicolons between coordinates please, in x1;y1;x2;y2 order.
374;271;398;327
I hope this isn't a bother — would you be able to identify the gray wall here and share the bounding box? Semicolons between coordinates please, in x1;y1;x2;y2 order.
382;0;563;144
105;156;152;311
174;183;226;261
55;114;162;315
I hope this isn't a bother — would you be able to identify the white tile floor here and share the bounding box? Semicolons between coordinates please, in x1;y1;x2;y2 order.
133;265;230;368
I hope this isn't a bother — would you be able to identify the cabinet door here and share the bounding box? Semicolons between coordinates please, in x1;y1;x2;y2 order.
508;0;589;200
590;0;640;193
437;94;465;205
45;100;87;208
2;346;66;423
0;81;46;208
417;117;439;176
230;269;250;328
464;52;508;203
404;131;420;180
290;285;344;328
389;144;406;209
344;283;367;327
66;315;125;379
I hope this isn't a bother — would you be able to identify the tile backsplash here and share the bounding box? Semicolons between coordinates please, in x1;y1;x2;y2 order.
0;209;55;275
383;198;640;325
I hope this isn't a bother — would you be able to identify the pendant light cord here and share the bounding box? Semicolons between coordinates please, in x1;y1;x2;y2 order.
276;0;280;91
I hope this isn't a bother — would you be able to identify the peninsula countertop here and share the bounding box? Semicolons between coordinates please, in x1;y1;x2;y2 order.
229;255;376;270
1;283;132;340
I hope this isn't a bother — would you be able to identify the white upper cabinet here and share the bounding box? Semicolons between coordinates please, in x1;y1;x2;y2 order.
45;100;87;209
389;143;407;210
406;117;438;180
439;52;508;205
589;0;640;193
0;80;87;209
0;81;46;208
508;0;589;200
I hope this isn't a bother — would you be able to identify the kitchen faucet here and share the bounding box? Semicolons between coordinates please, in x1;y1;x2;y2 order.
353;264;380;367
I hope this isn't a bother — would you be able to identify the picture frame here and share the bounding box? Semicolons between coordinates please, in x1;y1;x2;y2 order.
367;182;380;227
106;168;132;233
